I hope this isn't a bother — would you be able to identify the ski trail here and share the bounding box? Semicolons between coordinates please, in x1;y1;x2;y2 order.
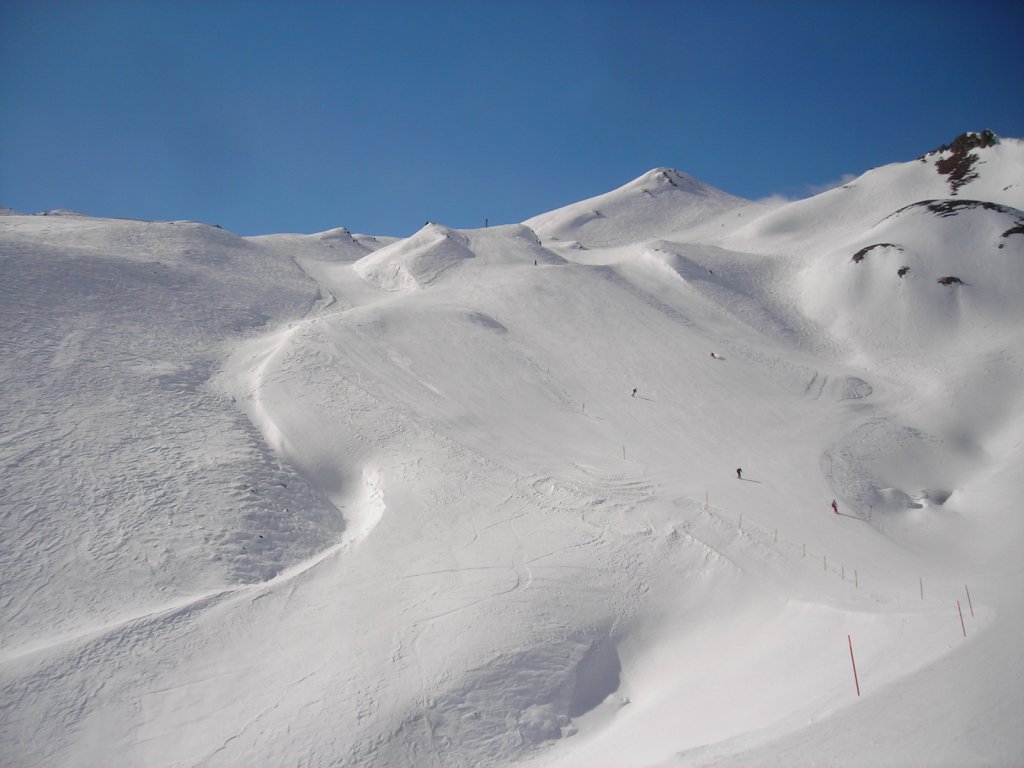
0;478;386;664
411;632;442;768
0;589;235;664
509;511;533;593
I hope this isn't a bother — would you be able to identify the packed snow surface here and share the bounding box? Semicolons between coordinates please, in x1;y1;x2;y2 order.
2;133;1023;767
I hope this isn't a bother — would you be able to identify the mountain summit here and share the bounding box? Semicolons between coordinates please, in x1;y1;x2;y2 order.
525;166;755;248
921;129;1000;194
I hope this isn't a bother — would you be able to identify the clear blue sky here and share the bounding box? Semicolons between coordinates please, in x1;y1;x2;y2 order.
2;0;1022;237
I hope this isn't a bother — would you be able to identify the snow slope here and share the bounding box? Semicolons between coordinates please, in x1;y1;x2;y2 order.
525;168;766;249
2;132;1022;768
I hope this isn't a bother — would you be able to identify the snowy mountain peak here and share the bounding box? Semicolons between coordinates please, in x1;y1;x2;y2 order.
719;130;1024;258
920;129;1002;195
922;129;1000;159
617;167;730;200
525;167;749;248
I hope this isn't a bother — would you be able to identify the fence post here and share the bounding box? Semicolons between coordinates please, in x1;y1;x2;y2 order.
848;635;860;696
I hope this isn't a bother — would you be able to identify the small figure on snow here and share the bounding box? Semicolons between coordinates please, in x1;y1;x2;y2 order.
632;388;638;398
736;468;742;480
709;352;718;359
832;499;839;515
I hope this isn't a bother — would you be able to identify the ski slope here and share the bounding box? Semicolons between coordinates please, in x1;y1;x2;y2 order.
2;132;1023;767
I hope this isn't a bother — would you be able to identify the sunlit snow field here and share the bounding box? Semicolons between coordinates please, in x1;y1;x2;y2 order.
2;134;1023;767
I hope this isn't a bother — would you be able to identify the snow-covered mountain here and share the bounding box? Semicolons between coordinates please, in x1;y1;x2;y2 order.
525;167;761;248
2;132;1022;768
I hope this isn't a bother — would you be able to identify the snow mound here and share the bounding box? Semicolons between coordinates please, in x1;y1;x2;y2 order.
354;222;474;290
0;213;343;647
526;167;750;248
798;197;1024;361
463;223;568;266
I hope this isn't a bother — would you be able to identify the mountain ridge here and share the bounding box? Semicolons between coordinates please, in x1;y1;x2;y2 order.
1;130;1022;768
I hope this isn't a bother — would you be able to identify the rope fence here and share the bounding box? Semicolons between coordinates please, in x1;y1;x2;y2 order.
680;492;979;697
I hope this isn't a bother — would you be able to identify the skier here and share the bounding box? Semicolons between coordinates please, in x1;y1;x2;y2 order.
632;388;637;397
832;499;839;515
736;468;742;480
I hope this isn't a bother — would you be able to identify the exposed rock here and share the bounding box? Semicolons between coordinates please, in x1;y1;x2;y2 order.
920;130;998;194
1001;222;1024;239
884;198;1020;221
851;243;902;263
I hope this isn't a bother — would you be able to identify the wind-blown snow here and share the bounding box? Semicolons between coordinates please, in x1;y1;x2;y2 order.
2;133;1023;768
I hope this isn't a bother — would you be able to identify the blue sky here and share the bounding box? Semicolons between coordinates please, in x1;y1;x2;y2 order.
2;0;1022;237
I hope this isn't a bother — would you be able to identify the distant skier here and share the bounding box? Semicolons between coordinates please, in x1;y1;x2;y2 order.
632;388;637;397
736;468;742;480
709;352;718;359
832;499;839;515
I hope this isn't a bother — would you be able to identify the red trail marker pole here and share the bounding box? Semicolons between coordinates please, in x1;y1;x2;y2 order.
848;635;860;696
957;600;967;638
